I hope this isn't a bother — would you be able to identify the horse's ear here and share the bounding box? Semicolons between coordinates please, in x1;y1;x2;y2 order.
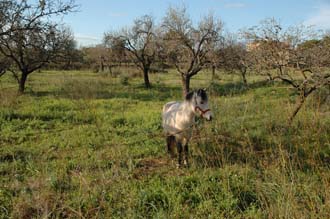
185;91;194;101
197;88;207;93
197;88;208;101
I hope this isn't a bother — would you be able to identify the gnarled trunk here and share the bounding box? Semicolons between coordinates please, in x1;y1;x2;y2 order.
289;96;306;125
241;67;248;86
212;64;216;80
181;74;190;97
143;67;151;88
18;72;28;93
289;88;316;125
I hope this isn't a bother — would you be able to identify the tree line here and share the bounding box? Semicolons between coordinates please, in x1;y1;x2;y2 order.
1;2;329;122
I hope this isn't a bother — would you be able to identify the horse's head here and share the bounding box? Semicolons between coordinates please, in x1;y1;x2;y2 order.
186;88;213;121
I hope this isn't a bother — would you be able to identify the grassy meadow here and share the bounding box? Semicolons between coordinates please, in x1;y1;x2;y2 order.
0;69;330;218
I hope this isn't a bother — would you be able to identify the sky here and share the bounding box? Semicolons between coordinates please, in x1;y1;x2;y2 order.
60;0;330;47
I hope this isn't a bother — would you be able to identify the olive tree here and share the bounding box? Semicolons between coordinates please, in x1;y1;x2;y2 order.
162;6;223;96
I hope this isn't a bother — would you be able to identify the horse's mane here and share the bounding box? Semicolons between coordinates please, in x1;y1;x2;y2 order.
185;89;208;102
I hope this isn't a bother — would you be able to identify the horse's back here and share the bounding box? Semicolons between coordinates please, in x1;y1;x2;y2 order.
162;101;179;115
162;101;179;132
162;100;192;140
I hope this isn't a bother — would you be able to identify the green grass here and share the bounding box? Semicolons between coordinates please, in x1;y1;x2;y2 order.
0;69;330;218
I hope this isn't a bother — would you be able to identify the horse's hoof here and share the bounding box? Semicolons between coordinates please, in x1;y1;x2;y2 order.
183;160;190;168
176;163;184;169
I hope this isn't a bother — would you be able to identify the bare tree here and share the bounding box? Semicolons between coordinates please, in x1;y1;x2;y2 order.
242;18;292;81
0;56;11;77
243;18;330;123
217;33;251;85
1;0;76;36
81;45;110;72
287;34;330;122
0;0;76;93
0;0;22;37
0;25;75;93
48;28;84;70
162;6;223;97
104;15;158;88
298;35;330;69
102;35;128;75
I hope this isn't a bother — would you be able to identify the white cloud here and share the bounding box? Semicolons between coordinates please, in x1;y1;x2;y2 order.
75;34;100;41
75;34;102;47
224;3;246;9
305;5;330;29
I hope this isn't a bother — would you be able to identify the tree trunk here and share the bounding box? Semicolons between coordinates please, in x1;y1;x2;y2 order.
181;74;190;97
241;68;247;86
109;65;113;76
19;72;28;93
267;73;274;82
143;67;151;88
212;64;216;80
0;69;6;77
289;96;306;125
289;88;318;125
100;61;104;72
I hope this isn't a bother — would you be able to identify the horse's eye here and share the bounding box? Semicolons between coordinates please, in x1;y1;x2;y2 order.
200;101;204;104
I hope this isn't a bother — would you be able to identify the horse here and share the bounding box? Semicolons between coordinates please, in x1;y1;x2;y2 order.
162;89;213;167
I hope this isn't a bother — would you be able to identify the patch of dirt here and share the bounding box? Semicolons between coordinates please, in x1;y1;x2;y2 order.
133;157;186;179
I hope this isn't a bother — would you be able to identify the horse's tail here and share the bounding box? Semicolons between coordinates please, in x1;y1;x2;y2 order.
166;135;176;158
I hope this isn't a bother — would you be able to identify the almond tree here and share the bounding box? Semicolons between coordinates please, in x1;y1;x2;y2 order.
217;33;251;85
0;55;11;77
81;46;109;72
162;6;223;97
104;15;158;88
102;34;128;75
243;18;330;123
0;0;76;93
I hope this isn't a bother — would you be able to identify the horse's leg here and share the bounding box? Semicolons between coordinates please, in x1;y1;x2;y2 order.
183;144;189;167
177;141;183;167
166;135;175;158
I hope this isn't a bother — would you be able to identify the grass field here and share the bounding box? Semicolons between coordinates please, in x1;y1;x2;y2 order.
1;69;330;218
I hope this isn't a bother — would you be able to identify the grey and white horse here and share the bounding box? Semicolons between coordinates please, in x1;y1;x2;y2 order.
162;89;213;167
